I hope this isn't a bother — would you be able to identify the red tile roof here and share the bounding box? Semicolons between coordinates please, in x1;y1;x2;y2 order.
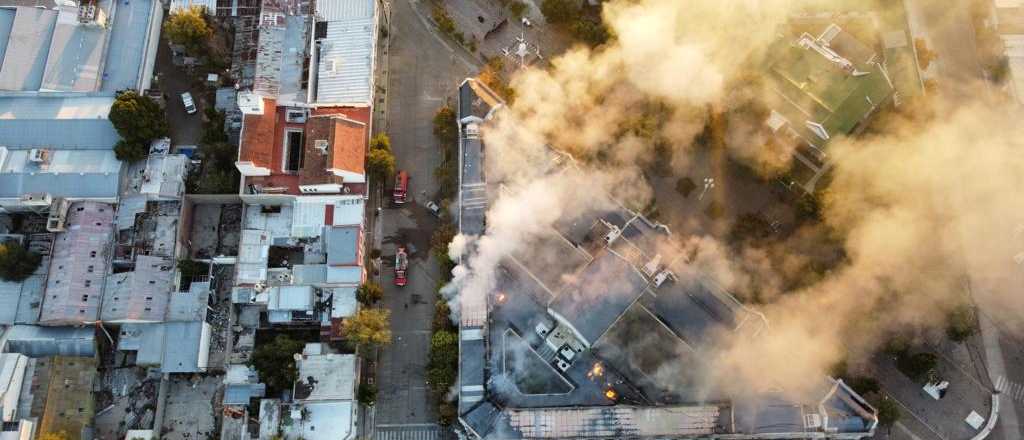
239;98;278;170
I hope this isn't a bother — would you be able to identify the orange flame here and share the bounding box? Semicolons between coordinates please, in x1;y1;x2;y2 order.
605;389;617;400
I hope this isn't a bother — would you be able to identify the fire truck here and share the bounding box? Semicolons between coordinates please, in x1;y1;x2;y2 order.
394;246;408;286
393;170;409;205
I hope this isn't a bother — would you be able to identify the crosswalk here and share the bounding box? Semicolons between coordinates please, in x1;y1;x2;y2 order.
994;375;1024;401
374;424;454;440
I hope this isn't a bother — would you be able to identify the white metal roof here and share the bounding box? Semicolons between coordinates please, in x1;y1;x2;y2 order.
296;353;356;401
314;0;376;105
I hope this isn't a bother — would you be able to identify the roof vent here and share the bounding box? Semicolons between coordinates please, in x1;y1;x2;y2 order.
28;148;50;164
653;270;673;288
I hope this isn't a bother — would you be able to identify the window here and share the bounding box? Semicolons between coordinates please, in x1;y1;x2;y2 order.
144;307;152;312
84;280;91;287
283;129;304;172
81;295;88;301
145;296;153;301
90;251;97;258
87;265;94;273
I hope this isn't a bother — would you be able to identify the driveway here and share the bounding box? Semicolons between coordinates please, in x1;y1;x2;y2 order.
155;36;204;146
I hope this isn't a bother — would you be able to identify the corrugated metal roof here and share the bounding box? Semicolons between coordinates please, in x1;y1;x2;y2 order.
100;255;175;323
269;285;314;311
0;7;57;91
0;275;44;325
40;7;106;92
100;0;157;92
39;201;115;324
0;10;15;67
325;225;359;265
2;325;96;358
161;321;210;373
313;0;375;105
315;0;373;22
0;148;121;199
325;266;361;284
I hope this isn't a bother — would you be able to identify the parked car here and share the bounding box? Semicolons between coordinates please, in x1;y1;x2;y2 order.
425;200;441;217
181;92;197;114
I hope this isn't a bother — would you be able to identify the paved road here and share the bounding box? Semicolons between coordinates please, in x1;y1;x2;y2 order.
371;0;477;433
374;423;456;440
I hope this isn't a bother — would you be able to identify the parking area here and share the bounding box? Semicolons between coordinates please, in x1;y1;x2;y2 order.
874;352;994;440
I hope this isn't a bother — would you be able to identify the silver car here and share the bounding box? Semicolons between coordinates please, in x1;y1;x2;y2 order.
181;92;197;114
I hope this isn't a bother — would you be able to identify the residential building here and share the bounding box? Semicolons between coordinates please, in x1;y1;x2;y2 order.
235;97;370;197
256;343;357;440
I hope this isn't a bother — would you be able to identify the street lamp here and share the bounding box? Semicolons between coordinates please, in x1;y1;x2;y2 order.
699;177;715;201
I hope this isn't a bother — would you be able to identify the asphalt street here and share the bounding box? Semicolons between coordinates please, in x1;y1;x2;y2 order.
371;0;477;435
154;35;203;146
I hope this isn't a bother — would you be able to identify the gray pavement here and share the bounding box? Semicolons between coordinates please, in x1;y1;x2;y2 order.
155;34;204;146
372;0;477;432
374;423;456;440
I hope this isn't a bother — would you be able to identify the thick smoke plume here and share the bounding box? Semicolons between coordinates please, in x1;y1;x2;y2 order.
446;0;1024;402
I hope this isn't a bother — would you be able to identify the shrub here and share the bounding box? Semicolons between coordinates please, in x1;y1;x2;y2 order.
164;5;213;55
946;304;978;342
0;243;42;282
540;0;579;24
356;282;384;306
895;351;937;384
357;383;378;405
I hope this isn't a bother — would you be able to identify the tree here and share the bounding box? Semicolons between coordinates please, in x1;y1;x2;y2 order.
164;6;213;55
427;330;458;395
875;396;901;429
343;309;392;348
357;383;378;405
675;177;697;197
914;38;938;71
356;282;384;305
508;1;527;19
570;18;610;46
108;91;168;162
38;432;70;440
370;133;392;152
251;335;305;394
0;243;42;282
540;0;580;24
946;304;978;342
366;148;396;185
433;105;458;148
195;167;240;194
896;351;937;384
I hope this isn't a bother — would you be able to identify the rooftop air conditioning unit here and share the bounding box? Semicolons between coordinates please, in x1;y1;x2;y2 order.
653;270;671;288
28;148;49;163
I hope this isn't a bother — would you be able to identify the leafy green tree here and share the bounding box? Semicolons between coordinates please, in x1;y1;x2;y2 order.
195;167;240;194
370;133;392;152
367;148;396;185
675;177;697;197
357;383;378;405
570;18;610;46
875;396;901;429
896;352;937;384
0;243;42;282
356;282;384;305
427;330;458;395
946;304;978;342
108;91;168;162
251;335;305;394
38;431;70;440
432;105;457;148
343;309;392;348
540;0;580;24
164;6;213;55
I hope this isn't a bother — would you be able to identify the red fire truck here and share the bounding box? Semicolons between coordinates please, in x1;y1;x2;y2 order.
393;170;409;205
394;246;408;287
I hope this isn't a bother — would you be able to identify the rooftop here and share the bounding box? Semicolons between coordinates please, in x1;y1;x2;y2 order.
0;147;121;201
0;325;96;357
0;0;157;93
293;350;356;401
312;0;376;105
100;255;174;323
39;201;115;324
